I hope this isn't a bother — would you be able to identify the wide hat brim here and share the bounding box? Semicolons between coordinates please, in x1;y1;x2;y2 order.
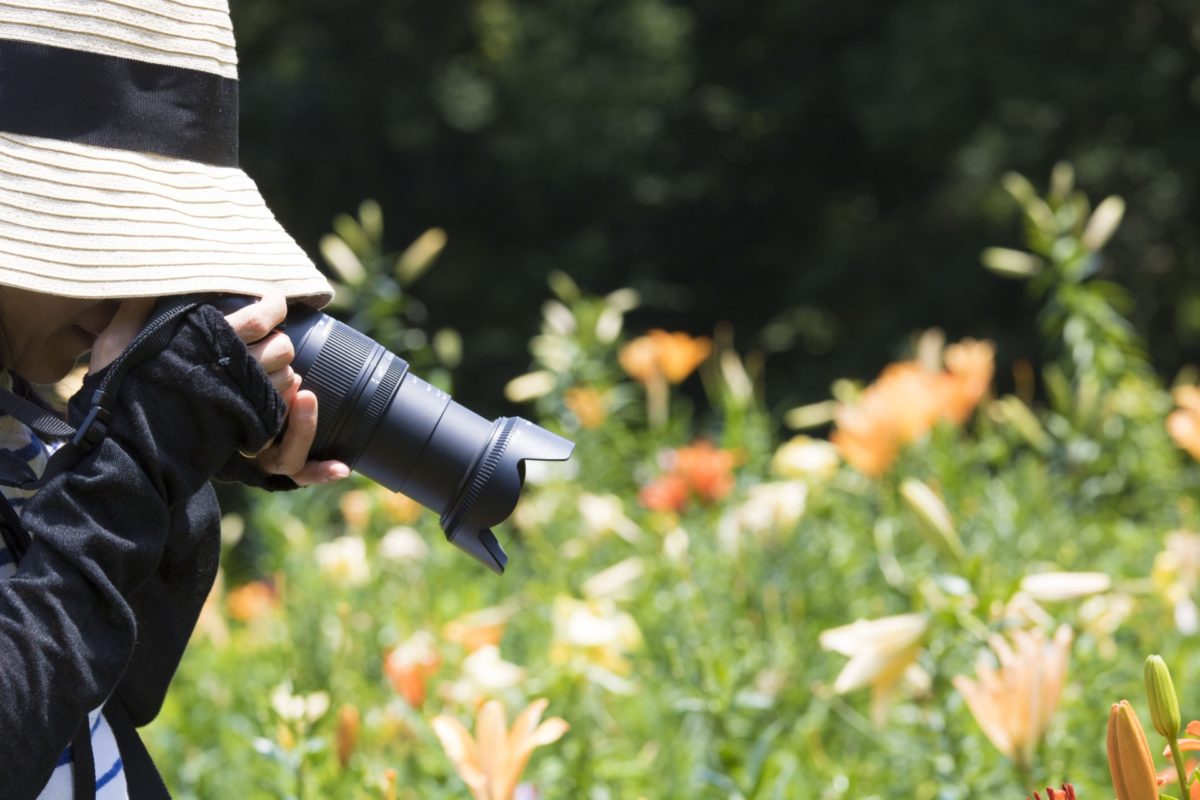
0;131;333;306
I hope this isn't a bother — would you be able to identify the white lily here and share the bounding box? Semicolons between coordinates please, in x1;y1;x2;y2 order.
819;613;928;724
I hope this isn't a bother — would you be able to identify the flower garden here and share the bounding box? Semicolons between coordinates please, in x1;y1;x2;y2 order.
144;168;1200;798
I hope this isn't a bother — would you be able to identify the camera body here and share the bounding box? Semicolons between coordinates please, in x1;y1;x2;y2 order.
223;298;574;573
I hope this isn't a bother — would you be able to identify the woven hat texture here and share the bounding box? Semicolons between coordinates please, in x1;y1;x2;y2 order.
0;0;333;304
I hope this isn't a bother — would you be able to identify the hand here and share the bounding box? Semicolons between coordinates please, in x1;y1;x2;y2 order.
90;298;156;374
223;292;350;486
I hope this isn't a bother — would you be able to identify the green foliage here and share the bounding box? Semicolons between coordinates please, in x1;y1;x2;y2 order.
318;201;460;392
148;176;1200;797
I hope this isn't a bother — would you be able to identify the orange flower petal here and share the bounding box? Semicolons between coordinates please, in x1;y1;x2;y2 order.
1110;700;1162;800
618;336;660;384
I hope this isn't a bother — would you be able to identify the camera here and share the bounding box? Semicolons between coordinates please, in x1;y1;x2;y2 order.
218;297;575;574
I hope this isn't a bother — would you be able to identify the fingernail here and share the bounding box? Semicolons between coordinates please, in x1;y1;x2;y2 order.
329;463;351;480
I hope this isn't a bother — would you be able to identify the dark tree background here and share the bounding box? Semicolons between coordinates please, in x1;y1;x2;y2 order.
230;0;1200;412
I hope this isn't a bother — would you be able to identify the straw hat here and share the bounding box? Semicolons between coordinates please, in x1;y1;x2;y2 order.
0;0;333;305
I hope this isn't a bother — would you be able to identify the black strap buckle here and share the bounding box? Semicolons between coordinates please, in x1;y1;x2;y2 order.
71;401;112;452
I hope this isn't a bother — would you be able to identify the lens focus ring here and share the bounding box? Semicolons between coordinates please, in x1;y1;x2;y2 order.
301;322;379;460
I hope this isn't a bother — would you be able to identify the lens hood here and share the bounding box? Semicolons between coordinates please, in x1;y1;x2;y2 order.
440;418;575;573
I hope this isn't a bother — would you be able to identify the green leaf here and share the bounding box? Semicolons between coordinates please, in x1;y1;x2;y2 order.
547;269;581;303
1049;161;1074;202
318;234;366;285
395;228;447;285
332;212;371;256
358;199;383;242
432;328;462;368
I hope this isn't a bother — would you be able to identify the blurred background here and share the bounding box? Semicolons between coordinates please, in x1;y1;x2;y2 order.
233;0;1200;411
150;4;1200;797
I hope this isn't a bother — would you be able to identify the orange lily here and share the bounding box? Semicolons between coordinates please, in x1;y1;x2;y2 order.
1169;386;1200;460
443;606;514;653
637;473;690;513
831;337;994;476
563;386;607;429
1166;719;1200;756
1108;700;1160;800
1028;785;1076;800
383;631;440;709
649;330;713;383
638;441;740;512
619;330;712;427
673;441;738;502
226;579;279;623
618;330;712;385
616;335;659;384
1157;753;1200;800
940;338;995;424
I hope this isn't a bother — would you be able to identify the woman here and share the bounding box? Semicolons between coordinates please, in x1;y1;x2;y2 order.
0;1;349;796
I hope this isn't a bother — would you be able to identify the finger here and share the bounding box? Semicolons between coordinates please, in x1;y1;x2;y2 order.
266;367;299;398
90;297;157;374
223;290;287;344
258;389;318;476
289;460;351;487
246;331;296;374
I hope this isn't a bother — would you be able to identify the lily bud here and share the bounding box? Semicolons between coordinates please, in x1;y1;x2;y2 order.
980;247;1043;279
1145;655;1182;739
899;479;964;563
1081;195;1125;252
1107;700;1160;800
335;704;360;769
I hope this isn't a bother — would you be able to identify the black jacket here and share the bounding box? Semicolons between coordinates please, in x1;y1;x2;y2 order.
0;304;289;799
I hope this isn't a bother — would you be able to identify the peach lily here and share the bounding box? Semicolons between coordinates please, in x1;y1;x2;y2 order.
952;626;1072;772
431;698;569;800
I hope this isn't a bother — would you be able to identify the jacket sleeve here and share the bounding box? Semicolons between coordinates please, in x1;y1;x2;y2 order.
0;304;286;799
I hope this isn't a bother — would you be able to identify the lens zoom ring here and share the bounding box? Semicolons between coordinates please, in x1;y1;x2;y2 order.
444;418;517;534
344;357;407;467
304;324;376;444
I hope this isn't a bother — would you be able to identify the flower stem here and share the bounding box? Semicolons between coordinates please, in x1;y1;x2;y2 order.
1170;738;1189;800
647;376;668;429
1013;753;1033;793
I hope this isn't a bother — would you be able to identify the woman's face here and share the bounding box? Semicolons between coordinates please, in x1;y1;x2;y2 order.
0;287;120;383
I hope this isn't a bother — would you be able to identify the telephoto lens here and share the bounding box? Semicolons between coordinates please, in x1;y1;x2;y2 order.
217;297;575;573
